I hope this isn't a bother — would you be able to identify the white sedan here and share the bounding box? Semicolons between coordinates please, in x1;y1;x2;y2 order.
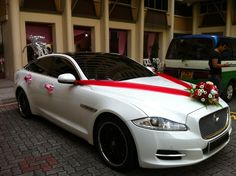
15;53;232;170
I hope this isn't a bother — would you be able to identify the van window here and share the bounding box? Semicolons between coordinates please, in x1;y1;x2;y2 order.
231;40;236;60
166;38;213;60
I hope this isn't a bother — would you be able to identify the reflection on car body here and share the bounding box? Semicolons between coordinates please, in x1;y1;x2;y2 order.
15;52;232;170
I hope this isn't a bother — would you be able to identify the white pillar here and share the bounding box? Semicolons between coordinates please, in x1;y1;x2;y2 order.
100;0;109;52
8;0;21;78
168;0;175;44
226;0;232;36
135;0;144;63
192;3;199;34
64;0;73;52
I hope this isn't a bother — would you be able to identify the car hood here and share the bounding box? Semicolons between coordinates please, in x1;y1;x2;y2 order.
88;76;227;123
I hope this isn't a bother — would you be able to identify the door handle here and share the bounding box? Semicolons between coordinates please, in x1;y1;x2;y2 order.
44;83;54;94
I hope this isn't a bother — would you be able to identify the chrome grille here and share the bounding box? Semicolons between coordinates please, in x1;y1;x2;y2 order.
199;108;229;139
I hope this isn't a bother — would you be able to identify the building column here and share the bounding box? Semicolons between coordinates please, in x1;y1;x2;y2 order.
226;0;232;36
8;0;21;79
167;0;175;44
100;0;109;52
135;0;144;63
192;3;199;34
64;0;73;52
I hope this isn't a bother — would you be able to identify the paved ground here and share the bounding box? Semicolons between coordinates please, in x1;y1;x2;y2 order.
0;79;15;104
0;102;235;176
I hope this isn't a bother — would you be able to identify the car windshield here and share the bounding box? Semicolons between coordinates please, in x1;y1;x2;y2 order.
166;38;213;60
71;53;155;81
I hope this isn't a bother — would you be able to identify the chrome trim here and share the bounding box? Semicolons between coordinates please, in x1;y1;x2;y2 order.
155;153;186;157
80;104;97;112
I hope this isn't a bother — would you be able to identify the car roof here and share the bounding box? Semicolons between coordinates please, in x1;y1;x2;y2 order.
64;52;123;58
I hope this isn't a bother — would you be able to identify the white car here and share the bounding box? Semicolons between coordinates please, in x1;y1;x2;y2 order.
15;52;232;170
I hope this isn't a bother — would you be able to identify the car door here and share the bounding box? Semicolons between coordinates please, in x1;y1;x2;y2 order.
24;56;54;113
41;56;93;137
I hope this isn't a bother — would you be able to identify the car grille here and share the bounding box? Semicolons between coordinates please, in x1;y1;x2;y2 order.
199;108;229;139
203;132;229;154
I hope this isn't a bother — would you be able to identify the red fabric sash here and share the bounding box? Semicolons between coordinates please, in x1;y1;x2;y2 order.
74;73;191;97
158;72;192;89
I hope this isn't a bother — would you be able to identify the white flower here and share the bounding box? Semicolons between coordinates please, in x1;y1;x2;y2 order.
211;89;218;95
208;94;213;99
201;98;205;102
198;90;202;96
206;81;214;85
200;85;204;89
204;91;207;95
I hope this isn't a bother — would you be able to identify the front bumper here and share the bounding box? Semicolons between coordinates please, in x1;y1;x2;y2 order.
128;109;232;168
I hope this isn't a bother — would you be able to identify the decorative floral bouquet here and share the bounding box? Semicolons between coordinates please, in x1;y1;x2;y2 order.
188;81;220;105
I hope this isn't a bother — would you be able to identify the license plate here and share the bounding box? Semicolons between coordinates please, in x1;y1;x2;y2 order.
181;70;193;80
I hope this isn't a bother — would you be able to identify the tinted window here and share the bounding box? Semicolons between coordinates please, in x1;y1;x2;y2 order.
25;57;53;76
50;57;79;79
220;38;233;60
166;38;214;60
72;54;155;81
230;40;236;60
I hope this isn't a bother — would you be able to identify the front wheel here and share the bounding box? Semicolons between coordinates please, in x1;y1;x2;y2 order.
17;90;32;118
94;116;137;171
223;82;235;102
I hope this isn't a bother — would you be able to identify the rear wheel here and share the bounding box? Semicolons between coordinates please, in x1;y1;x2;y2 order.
223;82;235;102
94;116;137;171
17;90;32;118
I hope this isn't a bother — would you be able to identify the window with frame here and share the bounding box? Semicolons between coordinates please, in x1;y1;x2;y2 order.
144;0;168;11
50;57;79;79
109;0;131;5
25;57;53;76
200;0;226;14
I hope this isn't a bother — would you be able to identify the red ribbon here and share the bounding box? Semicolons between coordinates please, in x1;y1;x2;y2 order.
157;72;192;89
74;73;191;97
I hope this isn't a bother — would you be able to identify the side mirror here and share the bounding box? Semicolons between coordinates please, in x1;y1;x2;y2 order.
58;73;76;84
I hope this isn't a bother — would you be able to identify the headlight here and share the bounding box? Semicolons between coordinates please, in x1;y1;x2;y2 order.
132;117;188;131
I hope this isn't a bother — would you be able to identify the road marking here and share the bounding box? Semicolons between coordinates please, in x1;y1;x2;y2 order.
231;112;236;120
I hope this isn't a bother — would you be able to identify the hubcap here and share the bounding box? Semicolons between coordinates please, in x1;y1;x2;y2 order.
98;122;128;167
227;85;233;100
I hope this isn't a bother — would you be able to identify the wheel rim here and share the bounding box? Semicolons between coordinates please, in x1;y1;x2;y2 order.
226;84;234;100
18;93;28;116
98;122;128;167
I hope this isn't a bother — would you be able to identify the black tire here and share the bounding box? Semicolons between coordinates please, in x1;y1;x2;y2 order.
17;90;32;118
223;82;235;102
94;116;137;171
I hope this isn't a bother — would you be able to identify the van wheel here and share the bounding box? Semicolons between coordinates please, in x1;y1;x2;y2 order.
223;82;234;102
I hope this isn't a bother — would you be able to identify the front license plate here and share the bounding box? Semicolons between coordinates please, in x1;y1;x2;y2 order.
180;70;193;80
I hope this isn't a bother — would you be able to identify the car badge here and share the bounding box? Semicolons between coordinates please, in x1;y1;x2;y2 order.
213;113;220;123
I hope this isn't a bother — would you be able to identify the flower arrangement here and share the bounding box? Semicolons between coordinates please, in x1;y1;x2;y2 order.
188;81;220;105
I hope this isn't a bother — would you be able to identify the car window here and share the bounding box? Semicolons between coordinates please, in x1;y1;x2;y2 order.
50;57;79;79
73;54;155;81
25;57;53;76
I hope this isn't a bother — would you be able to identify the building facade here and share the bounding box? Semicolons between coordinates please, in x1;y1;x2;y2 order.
0;0;235;80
